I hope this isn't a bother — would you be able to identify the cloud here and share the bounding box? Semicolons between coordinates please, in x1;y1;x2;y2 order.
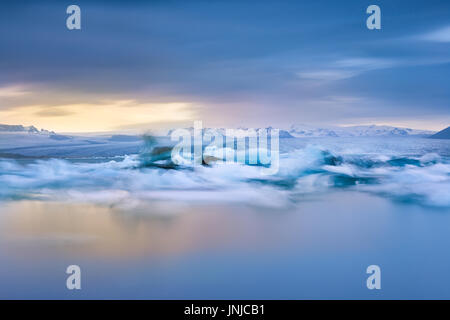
297;70;357;81
0;0;448;130
334;58;395;70
419;26;450;42
34;108;76;117
0;100;197;133
297;58;395;81
0;85;30;97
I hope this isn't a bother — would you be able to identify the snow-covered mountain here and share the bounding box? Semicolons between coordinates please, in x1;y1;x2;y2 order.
0;124;144;158
167;127;294;138
1;123;434;139
166;124;433;138
0;124;55;135
289;124;434;138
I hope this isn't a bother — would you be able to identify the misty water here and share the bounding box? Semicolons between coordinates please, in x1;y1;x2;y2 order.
0;137;449;299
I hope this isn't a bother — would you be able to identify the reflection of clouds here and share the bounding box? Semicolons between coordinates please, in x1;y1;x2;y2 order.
0;192;395;262
9;234;99;246
0;201;281;259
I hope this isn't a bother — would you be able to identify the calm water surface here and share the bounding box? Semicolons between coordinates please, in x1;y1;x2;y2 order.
1;191;450;299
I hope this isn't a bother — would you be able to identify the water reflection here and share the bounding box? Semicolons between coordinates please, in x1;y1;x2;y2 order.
2;192;450;299
0;200;292;259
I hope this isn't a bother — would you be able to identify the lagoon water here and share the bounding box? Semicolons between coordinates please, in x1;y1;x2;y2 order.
0;137;449;299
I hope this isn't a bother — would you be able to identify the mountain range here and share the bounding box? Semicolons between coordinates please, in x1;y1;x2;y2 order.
288;124;435;138
167;124;435;138
0;124;55;135
0;123;441;138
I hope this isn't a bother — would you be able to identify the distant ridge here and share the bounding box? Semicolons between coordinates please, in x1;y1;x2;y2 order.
166;127;294;138
429;126;450;139
0;124;55;135
289;124;434;138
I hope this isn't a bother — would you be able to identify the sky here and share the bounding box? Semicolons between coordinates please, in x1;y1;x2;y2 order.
0;0;449;132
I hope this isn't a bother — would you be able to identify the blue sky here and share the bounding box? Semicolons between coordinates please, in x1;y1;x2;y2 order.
0;0;449;131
